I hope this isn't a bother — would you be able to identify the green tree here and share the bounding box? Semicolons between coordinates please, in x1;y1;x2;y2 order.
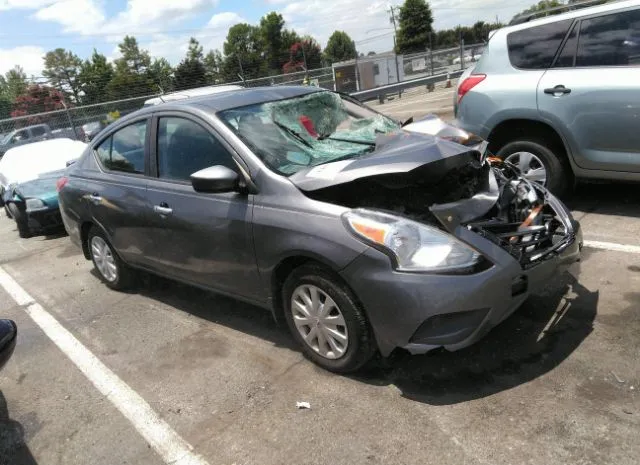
78;50;114;105
109;36;154;99
222;23;266;80
174;38;207;90
324;31;357;64
284;37;323;73
259;12;286;73
149;58;174;93
204;50;223;84
42;48;83;103
3;66;28;102
395;0;434;54
515;0;564;20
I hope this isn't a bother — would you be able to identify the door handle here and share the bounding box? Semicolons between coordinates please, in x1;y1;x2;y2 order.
153;205;173;216
544;85;571;95
89;193;102;204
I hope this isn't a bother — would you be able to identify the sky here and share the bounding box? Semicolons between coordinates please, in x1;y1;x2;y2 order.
0;0;534;77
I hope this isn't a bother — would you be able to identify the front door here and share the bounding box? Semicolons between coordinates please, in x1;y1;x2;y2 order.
144;114;262;301
538;8;640;172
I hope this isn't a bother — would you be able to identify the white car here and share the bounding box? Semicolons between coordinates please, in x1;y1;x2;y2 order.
0;138;87;192
143;85;244;107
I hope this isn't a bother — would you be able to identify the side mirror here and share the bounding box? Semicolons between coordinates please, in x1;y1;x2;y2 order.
191;165;240;193
0;319;17;372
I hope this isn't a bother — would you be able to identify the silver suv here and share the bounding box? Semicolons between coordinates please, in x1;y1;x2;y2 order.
455;0;640;196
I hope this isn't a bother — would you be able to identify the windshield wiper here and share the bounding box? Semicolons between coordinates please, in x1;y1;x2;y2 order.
272;120;312;148
318;135;375;146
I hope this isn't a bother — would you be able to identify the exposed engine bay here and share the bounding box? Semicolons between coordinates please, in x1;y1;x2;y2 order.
297;115;576;269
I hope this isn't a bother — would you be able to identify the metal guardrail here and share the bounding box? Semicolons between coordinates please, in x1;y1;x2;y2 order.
350;69;464;102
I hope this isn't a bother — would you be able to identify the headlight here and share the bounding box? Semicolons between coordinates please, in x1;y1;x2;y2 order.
343;209;481;273
25;198;45;210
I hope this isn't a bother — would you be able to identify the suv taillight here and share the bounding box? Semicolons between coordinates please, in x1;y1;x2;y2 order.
457;74;486;104
56;176;68;192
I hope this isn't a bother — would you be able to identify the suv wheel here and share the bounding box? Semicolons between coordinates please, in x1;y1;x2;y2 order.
87;227;136;290
282;264;375;373
496;139;573;197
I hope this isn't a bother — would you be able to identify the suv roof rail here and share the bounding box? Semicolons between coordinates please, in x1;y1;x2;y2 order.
509;0;618;25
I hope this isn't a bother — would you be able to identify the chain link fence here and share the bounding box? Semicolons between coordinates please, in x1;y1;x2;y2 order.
0;43;481;149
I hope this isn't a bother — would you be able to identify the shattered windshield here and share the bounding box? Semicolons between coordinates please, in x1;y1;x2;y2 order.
219;91;400;176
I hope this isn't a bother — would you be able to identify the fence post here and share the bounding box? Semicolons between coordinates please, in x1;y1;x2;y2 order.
62;102;80;141
459;36;465;71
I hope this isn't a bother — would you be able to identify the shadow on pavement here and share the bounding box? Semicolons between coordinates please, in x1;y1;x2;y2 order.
131;272;298;353
129;257;596;406
569;181;640;218
0;391;37;465
353;261;597;405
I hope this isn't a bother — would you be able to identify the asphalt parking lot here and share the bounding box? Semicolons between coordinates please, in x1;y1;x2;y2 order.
1;101;639;464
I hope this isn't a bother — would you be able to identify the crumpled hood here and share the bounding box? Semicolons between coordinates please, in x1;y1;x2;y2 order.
289;131;480;191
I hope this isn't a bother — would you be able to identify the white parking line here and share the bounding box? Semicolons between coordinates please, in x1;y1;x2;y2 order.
583;240;640;254
0;266;209;465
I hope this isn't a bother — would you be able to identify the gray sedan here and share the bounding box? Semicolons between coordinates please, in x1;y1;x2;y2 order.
57;86;582;372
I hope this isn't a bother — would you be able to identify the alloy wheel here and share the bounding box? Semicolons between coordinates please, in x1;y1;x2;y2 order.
505;151;547;185
291;284;349;360
91;236;118;282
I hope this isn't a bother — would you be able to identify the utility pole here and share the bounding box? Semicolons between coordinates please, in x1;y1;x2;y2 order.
388;5;402;97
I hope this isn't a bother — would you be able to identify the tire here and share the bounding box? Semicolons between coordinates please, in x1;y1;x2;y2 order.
7;203;31;239
282;264;375;373
87;227;136;291
496;139;573;198
4;205;12;219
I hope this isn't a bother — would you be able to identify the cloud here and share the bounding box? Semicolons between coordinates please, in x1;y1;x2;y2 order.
206;11;246;29
102;0;219;34
0;0;54;10
0;46;45;77
34;0;105;35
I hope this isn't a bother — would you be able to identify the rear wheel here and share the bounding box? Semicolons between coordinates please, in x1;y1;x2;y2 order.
282;264;375;373
7;203;30;238
496;139;573;198
87;227;136;290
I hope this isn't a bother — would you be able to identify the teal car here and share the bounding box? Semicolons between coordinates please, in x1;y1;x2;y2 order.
1;169;65;238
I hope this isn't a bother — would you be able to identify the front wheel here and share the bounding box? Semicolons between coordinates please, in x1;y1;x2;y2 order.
496;139;573;198
282;264;375;373
87;227;136;291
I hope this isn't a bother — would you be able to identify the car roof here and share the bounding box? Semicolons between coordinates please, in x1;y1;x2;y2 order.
503;0;638;33
124;86;322;120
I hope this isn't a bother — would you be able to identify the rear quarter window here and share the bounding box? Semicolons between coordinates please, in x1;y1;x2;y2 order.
507;19;573;69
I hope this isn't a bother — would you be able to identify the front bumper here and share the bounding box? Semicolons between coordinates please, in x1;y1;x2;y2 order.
340;216;582;357
26;207;63;233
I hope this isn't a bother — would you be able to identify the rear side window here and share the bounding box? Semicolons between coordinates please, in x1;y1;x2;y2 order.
577;9;640;67
507;20;573;69
95;120;147;174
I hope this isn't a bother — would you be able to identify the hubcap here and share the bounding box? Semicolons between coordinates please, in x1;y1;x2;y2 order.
291;284;348;360
505;151;547;185
90;236;118;282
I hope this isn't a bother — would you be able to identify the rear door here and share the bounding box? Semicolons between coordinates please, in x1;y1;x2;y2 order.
144;113;261;300
88;118;153;266
538;7;640;172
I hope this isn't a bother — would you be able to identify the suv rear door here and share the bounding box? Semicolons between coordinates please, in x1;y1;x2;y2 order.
538;7;640;172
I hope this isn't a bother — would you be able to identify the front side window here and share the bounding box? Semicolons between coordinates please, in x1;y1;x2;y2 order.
157;117;237;182
507;20;573;69
577;9;640;67
219;91;399;176
95;120;147;174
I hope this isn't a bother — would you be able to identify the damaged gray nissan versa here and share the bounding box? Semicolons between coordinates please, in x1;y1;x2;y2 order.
57;86;583;372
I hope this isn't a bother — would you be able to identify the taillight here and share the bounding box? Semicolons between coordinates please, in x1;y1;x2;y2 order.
457;74;486;104
56;176;68;192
